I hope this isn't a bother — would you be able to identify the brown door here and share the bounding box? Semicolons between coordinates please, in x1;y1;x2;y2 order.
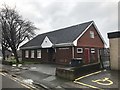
84;48;90;64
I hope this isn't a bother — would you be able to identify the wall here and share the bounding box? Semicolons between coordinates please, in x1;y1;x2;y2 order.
74;47;99;64
108;31;120;70
55;47;72;64
109;38;120;70
22;49;49;63
77;25;104;48
22;47;72;65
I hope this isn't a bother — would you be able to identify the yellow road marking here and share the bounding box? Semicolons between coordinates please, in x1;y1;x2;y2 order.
0;72;6;76
74;71;103;90
20;83;31;89
0;72;37;89
92;77;113;86
74;80;103;90
10;76;36;89
75;71;101;81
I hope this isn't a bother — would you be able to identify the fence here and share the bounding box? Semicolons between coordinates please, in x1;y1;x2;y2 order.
99;48;110;69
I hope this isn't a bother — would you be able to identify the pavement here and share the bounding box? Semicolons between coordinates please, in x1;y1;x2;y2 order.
1;63;120;90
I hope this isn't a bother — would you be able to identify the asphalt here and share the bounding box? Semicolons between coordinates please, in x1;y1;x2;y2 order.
74;70;120;90
1;63;120;90
1;75;29;89
2;64;87;89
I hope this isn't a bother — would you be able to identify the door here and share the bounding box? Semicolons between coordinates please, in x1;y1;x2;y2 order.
84;48;90;64
48;48;55;63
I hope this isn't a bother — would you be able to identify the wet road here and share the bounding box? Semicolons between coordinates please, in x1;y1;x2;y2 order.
0;74;30;89
74;70;119;89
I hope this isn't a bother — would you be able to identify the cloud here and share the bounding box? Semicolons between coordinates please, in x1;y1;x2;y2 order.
0;0;118;47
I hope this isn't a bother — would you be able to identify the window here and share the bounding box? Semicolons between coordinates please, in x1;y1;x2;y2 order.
90;31;94;38
37;50;41;58
31;50;34;58
91;48;95;53
25;50;29;58
77;48;83;53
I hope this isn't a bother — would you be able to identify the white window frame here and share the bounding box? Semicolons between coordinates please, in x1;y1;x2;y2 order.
90;31;94;38
77;48;83;53
91;48;95;53
31;50;34;58
37;50;41;58
25;50;29;58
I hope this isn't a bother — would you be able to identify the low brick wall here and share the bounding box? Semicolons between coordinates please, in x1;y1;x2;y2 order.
56;68;75;80
56;63;101;80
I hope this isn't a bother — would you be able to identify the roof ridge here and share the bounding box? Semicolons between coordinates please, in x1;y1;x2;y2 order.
38;20;93;36
20;20;94;49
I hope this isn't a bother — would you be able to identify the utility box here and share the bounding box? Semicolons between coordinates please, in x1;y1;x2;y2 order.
108;31;120;70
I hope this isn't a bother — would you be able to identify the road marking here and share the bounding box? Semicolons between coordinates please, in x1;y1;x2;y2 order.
74;71;103;90
75;71;101;81
92;77;113;86
74;80;102;90
0;72;5;76
0;72;37;90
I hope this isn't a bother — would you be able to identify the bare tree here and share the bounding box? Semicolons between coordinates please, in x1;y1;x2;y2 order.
0;5;37;63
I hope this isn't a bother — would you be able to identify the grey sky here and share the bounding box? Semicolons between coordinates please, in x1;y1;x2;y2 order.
0;0;119;47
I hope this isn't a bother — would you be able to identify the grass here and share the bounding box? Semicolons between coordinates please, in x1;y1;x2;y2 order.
5;56;22;64
22;61;41;64
4;56;41;65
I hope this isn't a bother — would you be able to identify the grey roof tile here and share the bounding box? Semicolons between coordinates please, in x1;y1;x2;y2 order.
20;21;93;49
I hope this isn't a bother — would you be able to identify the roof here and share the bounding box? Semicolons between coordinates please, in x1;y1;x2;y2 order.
20;21;104;49
108;31;120;39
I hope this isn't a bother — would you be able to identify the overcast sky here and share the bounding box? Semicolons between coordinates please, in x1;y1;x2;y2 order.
0;0;119;47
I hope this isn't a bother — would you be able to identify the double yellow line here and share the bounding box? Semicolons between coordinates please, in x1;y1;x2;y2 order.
0;72;37;90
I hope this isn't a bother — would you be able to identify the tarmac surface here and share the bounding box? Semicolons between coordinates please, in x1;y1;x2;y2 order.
1;74;29;89
74;70;120;90
1;63;120;90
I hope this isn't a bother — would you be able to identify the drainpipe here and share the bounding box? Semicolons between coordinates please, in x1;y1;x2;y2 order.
72;47;74;59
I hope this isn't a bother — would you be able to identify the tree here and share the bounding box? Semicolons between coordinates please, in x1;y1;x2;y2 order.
0;5;37;64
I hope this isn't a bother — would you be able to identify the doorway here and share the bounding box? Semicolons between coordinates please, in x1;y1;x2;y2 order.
48;48;55;63
84;48;90;64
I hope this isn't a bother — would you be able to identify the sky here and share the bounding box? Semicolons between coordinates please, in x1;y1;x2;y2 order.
0;0;119;48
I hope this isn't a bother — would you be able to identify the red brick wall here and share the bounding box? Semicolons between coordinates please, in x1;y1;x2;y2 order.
77;25;104;48
55;47;72;64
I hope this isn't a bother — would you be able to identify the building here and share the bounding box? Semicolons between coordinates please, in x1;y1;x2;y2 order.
108;31;120;70
20;21;105;66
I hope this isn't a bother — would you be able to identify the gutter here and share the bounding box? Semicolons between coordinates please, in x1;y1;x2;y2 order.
20;46;42;50
20;43;75;50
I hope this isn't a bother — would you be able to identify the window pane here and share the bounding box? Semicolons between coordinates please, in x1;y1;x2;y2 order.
77;48;83;53
91;48;95;53
37;50;41;58
25;50;29;58
31;50;34;58
90;31;94;38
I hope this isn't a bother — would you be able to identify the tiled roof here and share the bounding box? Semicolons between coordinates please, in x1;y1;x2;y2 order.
20;21;93;49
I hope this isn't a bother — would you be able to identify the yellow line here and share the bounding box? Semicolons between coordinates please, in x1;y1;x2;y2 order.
75;71;101;81
74;70;103;90
0;72;6;76
0;72;36;89
11;76;36;89
20;83;31;89
74;80;103;90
